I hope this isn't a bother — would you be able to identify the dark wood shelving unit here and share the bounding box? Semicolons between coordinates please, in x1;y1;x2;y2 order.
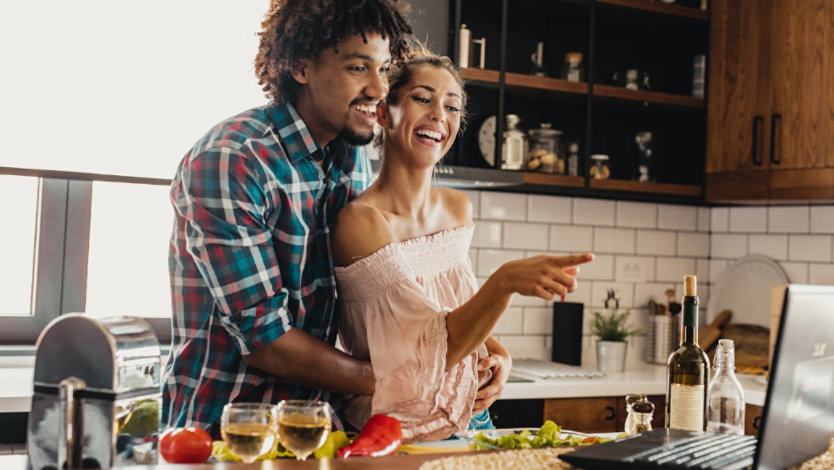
598;0;709;20
589;178;703;197
593;84;705;109
451;0;709;202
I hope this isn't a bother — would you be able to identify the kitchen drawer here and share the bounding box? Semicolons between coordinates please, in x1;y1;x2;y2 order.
543;397;619;433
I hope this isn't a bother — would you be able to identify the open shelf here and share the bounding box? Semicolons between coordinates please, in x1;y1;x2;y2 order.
522;173;585;188
593;84;705;108
461;68;589;96
597;0;709;21
589;178;703;196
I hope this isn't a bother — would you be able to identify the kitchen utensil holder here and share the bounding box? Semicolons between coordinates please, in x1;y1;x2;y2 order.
645;314;680;364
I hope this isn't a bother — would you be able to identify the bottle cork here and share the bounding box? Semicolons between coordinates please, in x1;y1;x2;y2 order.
684;275;697;296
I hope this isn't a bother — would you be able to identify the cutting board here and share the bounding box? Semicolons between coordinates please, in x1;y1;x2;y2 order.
698;309;732;353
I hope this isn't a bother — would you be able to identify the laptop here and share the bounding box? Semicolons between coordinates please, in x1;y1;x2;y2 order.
561;284;834;470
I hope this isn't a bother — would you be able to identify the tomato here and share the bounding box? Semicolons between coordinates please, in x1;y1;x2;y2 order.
159;427;213;464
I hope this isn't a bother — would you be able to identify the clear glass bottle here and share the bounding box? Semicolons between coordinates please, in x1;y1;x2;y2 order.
707;339;745;435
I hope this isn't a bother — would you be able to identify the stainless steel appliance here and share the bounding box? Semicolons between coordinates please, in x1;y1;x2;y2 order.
27;314;162;470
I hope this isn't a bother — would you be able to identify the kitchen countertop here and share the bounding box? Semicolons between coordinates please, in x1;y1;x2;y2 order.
0;362;768;414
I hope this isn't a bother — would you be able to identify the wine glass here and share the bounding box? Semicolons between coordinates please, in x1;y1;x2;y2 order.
275;400;331;461
220;402;278;463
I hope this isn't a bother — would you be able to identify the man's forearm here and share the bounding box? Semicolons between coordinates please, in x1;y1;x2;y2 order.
243;328;375;396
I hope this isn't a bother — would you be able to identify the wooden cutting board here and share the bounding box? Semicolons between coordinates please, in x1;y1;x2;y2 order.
698;309;732;353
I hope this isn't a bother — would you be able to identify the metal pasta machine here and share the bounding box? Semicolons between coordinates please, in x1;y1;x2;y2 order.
27;314;162;469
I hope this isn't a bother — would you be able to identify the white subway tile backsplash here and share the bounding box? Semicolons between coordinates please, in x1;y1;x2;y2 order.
477;249;522;276
492;307;523;334
471;220;502;248
779;262;808;283
710;259;730;283
748;234;788;260
498;335;549;361
580;254;615;280
528;195;572;223
523;307;554;335
634;283;677;309
697;207;711;232
809;264;834;285
729;207;768;233
788;235;832;262
459;189;480;217
711;207;729;232
636;230;676;256
480;192;526;221
810;206;834;233
677;232;710;257
590;281;635;308
574;198;616;226
659;205;697;231
550;225;594;252
594;227;636;254
656;257;697;283
503;222;548;250
769;206;810;233
696;259;711;283
616;201;657;228
711;233;748;259
564;281;593;306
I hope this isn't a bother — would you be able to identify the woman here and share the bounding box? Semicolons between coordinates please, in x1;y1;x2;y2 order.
332;54;594;443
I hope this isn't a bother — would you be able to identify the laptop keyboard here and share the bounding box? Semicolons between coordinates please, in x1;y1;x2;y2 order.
623;433;757;469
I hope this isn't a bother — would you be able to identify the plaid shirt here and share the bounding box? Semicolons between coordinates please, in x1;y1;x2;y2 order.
163;102;370;432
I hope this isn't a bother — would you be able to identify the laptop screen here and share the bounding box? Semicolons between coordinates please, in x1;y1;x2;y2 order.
755;284;834;470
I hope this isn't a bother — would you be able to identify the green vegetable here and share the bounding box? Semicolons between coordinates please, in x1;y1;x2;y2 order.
119;399;160;436
473;420;612;450
314;430;350;459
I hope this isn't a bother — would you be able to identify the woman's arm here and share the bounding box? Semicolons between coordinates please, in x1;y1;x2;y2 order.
445;253;593;368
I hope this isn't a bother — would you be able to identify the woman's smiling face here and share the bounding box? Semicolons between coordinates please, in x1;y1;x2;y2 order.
381;63;463;167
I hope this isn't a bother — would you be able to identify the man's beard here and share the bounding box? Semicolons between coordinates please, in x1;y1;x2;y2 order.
339;126;375;146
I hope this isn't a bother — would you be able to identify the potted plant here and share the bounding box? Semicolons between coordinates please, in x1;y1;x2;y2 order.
591;290;641;372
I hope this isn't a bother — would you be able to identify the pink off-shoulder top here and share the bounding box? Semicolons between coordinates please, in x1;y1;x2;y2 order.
334;225;489;443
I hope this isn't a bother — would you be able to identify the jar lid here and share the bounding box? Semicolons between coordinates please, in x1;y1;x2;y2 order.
529;122;563;137
591;154;609;161
565;52;583;64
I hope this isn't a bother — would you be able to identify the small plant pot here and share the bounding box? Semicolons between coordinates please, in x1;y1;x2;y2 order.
596;339;627;372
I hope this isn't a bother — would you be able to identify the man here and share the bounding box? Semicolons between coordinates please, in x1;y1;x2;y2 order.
163;0;509;435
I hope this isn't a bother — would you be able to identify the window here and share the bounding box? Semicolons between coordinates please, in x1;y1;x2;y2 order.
85;182;173;318
0;176;39;315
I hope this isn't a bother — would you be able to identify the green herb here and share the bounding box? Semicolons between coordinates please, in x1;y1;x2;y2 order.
590;309;640;342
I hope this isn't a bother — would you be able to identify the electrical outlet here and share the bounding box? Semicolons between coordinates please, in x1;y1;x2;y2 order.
617;258;648;282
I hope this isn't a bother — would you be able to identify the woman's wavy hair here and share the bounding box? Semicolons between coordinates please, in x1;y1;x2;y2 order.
374;51;469;148
255;0;413;104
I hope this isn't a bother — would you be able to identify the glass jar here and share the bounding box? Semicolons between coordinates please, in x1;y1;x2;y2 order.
590;154;610;179
561;52;585;82
526;123;564;174
566;141;580;176
501;114;528;170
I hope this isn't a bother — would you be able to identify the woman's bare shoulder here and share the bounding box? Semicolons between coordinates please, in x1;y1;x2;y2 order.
434;188;474;226
332;200;397;267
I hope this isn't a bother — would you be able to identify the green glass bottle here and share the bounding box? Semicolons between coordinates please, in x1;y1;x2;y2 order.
665;275;709;431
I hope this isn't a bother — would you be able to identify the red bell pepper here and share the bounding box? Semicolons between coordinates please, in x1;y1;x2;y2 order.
337;414;402;458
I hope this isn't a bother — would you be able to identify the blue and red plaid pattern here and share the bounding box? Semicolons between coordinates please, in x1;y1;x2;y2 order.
163;102;370;432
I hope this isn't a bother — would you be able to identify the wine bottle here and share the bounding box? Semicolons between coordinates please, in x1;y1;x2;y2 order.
665;275;709;431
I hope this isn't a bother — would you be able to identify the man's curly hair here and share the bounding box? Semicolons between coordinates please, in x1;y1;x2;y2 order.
255;0;414;104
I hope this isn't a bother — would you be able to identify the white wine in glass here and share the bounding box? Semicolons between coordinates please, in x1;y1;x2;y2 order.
276;400;331;461
220;402;278;463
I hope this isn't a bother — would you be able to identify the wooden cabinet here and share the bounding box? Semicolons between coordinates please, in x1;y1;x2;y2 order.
450;0;709;202
745;403;763;436
542;395;666;433
706;0;834;202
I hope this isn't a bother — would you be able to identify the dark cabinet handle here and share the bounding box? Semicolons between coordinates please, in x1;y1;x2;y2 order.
753;416;761;431
752;115;764;166
604;406;616;420
770;113;782;164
